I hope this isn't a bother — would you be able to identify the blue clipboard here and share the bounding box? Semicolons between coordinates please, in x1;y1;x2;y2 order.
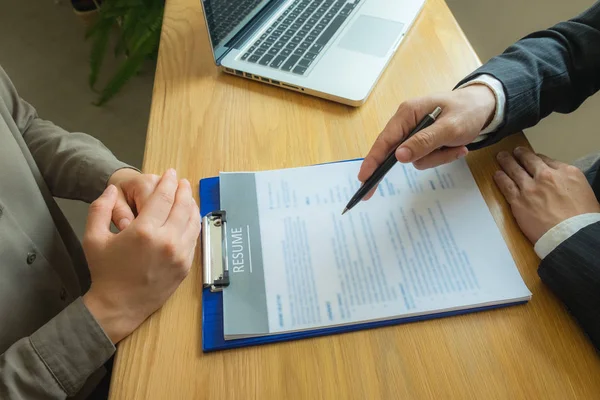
199;167;528;352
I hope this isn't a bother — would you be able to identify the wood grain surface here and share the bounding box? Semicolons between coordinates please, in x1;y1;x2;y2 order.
109;0;600;398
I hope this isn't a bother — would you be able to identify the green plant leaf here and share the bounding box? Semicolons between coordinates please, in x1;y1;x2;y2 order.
88;17;114;90
94;12;162;105
87;0;164;105
114;5;145;56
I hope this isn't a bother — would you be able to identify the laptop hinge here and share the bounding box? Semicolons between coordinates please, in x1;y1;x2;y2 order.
215;0;285;65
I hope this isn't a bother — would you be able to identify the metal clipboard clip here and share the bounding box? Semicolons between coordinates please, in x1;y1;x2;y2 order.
201;210;230;292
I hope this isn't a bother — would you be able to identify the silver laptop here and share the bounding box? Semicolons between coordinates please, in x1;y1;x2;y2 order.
201;0;425;106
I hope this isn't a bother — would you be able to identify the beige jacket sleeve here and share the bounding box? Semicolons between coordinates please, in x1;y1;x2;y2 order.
0;66;134;203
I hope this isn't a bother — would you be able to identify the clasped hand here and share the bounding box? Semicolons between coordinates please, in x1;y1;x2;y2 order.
83;169;201;343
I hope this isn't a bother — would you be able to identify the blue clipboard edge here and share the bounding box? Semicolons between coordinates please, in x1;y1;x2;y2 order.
202;283;526;352
198;161;528;352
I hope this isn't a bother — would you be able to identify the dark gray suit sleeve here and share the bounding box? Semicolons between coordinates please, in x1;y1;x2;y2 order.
538;222;600;351
456;1;600;150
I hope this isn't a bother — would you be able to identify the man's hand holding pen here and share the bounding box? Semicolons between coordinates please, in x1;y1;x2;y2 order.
358;84;497;198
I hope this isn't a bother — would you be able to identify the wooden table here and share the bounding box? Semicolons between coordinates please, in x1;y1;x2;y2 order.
109;0;600;398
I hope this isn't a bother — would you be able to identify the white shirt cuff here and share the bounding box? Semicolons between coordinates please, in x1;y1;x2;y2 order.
534;213;600;259
457;74;506;136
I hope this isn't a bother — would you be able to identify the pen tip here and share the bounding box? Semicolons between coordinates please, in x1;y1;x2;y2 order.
341;208;348;216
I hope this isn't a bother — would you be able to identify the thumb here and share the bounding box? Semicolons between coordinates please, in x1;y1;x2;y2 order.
112;191;135;230
86;185;119;239
396;120;453;163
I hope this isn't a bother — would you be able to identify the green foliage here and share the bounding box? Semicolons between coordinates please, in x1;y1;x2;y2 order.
86;0;164;105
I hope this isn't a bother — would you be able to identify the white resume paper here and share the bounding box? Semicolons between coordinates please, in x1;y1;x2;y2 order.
219;159;531;339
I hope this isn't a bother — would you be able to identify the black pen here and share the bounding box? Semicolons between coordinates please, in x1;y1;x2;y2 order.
342;106;442;215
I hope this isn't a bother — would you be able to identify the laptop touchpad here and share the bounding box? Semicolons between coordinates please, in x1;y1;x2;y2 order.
338;16;405;58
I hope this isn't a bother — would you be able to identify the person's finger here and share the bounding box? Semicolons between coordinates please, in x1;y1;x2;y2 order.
181;231;199;277
496;151;533;189
513;147;548;177
137;169;179;226
362;186;378;201
111;192;135;230
131;174;161;213
537;153;564;169
412;146;468;170
165;179;194;232
359;99;435;183
86;185;118;239
358;154;388;185
493;171;520;203
357;150;392;201
182;200;201;249
175;200;200;274
396;119;458;163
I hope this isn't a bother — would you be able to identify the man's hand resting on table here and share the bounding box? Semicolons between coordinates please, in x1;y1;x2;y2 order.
107;168;161;230
83;169;201;343
494;147;600;244
358;85;496;200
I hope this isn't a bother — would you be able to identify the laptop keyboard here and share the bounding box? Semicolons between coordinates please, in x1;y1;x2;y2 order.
205;0;264;46
241;0;361;76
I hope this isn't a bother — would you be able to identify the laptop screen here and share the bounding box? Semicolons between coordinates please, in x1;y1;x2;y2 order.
202;0;273;60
